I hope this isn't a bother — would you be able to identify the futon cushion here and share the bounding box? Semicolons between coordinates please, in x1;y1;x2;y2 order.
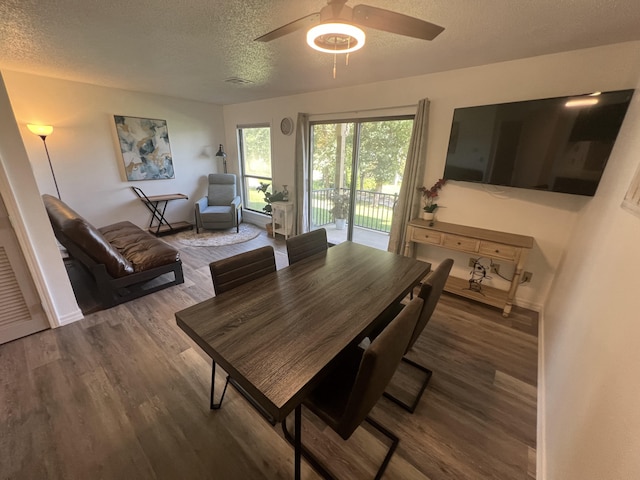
100;222;180;272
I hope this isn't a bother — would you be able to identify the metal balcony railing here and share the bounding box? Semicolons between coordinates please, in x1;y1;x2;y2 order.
311;188;398;233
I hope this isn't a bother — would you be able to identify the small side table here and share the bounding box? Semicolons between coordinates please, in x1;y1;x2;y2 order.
131;186;192;236
271;201;294;239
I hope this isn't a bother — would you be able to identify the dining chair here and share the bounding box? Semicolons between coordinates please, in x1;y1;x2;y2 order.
282;294;424;479
383;257;454;413
207;246;276;413
285;228;328;265
209;245;276;294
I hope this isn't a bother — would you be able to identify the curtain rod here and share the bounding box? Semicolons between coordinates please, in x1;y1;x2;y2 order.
310;103;418;117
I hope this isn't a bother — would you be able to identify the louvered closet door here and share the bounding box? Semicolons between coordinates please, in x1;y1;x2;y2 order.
0;195;49;344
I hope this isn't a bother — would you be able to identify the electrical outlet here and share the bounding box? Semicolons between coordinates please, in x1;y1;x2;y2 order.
490;263;500;274
522;271;533;283
468;257;477;267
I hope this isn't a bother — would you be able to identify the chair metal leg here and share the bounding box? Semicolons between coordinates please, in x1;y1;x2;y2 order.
210;360;230;410
282;410;336;480
282;407;398;480
383;356;433;413
364;416;399;480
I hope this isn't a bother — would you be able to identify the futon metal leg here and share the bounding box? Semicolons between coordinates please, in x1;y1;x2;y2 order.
210;360;230;410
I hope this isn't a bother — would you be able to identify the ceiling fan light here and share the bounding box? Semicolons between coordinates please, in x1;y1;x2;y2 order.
306;23;365;53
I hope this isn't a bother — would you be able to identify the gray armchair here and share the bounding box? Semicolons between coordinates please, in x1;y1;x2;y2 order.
195;174;242;233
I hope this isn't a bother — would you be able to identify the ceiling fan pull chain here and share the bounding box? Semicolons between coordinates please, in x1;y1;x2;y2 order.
333;52;337;79
346;38;351;66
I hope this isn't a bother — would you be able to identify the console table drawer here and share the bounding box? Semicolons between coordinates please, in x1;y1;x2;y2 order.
410;229;442;245
442;234;479;252
478;241;518;260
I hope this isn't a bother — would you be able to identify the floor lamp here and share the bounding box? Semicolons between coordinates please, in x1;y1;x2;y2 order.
215;144;228;173
27;124;61;200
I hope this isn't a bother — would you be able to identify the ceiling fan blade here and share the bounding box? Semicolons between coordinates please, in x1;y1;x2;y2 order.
352;5;444;41
255;12;320;42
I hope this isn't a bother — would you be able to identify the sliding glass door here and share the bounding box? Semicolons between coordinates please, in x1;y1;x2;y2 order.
309;117;413;250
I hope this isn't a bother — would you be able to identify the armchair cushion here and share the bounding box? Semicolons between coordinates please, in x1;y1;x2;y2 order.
207;173;237;205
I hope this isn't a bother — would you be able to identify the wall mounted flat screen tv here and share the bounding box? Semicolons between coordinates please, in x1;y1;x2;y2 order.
443;89;634;196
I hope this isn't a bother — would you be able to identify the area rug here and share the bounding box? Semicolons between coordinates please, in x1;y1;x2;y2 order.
174;223;262;247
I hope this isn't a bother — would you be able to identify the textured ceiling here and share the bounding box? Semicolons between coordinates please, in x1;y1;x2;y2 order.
1;0;640;105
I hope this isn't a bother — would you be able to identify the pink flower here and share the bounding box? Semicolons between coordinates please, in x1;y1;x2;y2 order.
417;179;446;213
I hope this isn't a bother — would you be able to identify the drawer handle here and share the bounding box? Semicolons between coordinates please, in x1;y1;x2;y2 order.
457;242;462;245
495;249;500;253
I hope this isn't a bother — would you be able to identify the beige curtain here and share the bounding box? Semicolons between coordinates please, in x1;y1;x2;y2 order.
294;113;310;235
387;98;430;255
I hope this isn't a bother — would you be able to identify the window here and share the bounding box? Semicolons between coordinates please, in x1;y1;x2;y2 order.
309;116;413;250
238;125;272;213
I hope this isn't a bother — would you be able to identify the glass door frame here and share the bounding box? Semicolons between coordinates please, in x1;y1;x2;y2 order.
308;114;414;244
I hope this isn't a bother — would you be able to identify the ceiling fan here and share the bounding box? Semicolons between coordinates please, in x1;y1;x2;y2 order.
255;0;444;54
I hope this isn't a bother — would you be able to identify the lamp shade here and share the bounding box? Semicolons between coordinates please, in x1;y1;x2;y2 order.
27;124;53;137
215;144;227;158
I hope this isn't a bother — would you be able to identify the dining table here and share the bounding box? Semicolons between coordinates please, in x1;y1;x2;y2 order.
175;241;431;479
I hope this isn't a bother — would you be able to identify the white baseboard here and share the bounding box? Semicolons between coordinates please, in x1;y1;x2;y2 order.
514;297;544;313
56;308;84;326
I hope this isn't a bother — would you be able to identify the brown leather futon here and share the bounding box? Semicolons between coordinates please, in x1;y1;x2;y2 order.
43;194;184;307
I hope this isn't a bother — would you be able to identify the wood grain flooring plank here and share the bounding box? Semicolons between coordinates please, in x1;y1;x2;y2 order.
0;231;538;479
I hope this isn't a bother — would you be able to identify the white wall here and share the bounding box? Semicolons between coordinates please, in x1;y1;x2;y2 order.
3;71;226;229
222;41;640;310
0;74;80;327
542;73;640;478
1;71;226;325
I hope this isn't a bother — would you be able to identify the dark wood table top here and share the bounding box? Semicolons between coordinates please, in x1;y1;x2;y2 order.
175;242;431;422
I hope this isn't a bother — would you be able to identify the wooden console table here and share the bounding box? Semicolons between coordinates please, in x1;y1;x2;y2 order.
404;219;534;317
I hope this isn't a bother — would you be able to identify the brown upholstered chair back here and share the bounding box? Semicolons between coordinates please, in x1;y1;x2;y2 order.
286;228;328;265
209;245;276;295
336;295;423;439
407;258;454;352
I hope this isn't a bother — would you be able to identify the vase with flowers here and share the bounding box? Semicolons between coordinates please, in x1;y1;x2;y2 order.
418;179;446;224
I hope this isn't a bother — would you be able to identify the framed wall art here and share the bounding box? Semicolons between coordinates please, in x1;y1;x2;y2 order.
114;115;175;181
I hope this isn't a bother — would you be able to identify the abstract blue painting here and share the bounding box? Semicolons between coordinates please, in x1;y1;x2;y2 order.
114;115;175;181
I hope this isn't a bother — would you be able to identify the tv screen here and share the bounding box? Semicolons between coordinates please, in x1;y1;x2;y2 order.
443;89;634;196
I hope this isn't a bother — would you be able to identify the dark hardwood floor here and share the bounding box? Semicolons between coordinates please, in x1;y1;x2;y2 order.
0;230;538;479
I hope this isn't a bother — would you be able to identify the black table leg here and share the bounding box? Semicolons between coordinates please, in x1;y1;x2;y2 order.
295;405;301;480
210;360;230;410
